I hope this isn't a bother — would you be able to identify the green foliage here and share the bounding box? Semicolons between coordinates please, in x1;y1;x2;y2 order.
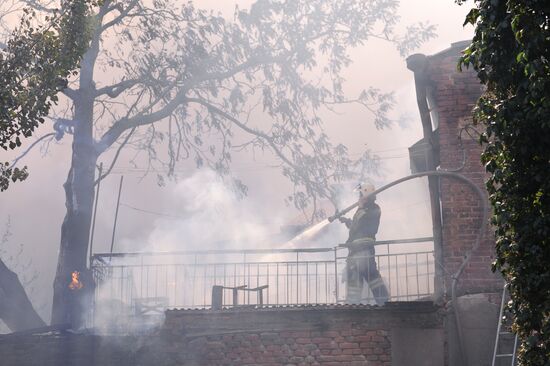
0;163;28;192
459;1;550;364
0;0;97;191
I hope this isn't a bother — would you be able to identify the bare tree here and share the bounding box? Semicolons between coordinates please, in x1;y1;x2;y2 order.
11;0;434;327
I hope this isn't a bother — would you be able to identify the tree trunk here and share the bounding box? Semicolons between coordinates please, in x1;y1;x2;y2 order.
50;113;97;328
50;17;103;328
50;75;97;329
0;258;46;332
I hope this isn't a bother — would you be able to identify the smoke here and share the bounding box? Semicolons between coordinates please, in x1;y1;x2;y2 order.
117;169;284;253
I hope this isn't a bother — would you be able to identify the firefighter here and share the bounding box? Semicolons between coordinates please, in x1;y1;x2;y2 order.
339;182;389;305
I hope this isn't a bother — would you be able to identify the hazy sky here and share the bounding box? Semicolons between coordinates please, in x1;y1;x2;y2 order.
0;0;474;322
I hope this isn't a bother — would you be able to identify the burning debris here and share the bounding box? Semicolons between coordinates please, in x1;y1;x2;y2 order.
68;271;83;291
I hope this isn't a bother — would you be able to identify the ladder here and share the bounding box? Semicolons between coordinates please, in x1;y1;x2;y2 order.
492;286;519;366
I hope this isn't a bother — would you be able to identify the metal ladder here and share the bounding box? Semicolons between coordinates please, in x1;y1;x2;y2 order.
492;286;519;366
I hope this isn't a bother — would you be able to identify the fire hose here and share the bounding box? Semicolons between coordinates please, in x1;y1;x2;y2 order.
328;170;488;366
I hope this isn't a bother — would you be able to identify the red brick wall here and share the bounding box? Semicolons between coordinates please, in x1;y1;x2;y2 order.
426;43;502;294
161;304;443;366
180;329;391;365
0;304;444;366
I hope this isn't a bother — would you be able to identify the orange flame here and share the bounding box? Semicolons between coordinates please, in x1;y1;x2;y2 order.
68;271;83;290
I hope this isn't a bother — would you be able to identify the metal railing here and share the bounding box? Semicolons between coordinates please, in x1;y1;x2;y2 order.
91;237;435;317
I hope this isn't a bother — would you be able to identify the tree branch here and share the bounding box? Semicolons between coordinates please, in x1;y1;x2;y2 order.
100;0;139;31
96;88;189;153
186;97;321;196
95;79;139;98
95;127;136;185
10;133;56;169
61;88;77;100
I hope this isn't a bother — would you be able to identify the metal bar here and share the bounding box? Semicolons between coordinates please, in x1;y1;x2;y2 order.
109;175;124;257
395;255;399;298
155;265;159;298
203;264;207;307
92;237;433;259
324;262;328;303
140;256;144;300
492;287;507;365
145;266;149;298
247;263;251;305
256;264;260;304
315;263;319;304
266;264;270;305
88;163;103;267
334;247;339;302
286;262;289;304
174;265;178;307
191;255;197;308
405;254;409;300
426;252;430;294
306;262;309;304
416;253;420;298
296;252;299;304
120;267;124;309
387;248;392;299
276;263;279;305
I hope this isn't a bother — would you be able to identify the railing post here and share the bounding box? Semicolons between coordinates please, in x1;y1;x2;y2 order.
334;247;339;302
296;252;299;304
233;288;239;306
212;285;223;310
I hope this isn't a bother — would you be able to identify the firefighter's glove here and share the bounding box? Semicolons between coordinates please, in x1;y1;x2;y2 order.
339;217;351;226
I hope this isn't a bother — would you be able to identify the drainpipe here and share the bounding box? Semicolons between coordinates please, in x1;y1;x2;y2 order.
406;54;444;302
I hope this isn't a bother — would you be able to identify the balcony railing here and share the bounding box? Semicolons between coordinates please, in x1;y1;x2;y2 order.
91;237;435;323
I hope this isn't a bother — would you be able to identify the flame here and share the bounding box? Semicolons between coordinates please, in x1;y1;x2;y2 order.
68;271;83;290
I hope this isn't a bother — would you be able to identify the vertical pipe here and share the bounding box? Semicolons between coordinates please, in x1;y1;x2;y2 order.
88;163;103;267
109;175;124;257
407;54;444;301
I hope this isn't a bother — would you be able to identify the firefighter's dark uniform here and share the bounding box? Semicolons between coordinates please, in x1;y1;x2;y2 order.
341;200;389;305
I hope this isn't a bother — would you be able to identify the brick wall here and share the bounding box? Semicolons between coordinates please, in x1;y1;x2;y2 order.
172;328;391;365
162;305;434;365
426;42;502;294
0;303;444;366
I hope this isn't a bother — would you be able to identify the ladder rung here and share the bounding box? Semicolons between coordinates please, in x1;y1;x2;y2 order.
499;331;513;335
495;354;514;357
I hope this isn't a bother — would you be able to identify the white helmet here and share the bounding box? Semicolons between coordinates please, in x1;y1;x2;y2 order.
356;182;376;197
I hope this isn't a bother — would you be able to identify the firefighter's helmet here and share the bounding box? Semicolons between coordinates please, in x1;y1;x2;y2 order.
356;182;376;197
